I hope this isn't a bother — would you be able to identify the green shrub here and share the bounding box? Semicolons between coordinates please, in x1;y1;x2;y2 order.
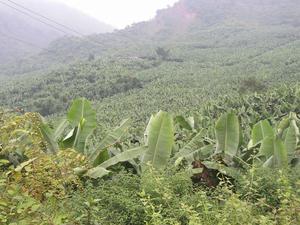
66;172;145;225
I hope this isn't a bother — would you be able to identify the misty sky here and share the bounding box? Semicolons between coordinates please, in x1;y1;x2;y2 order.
53;0;178;28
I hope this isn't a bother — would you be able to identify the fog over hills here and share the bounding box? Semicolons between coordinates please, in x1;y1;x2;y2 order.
0;0;114;63
128;0;300;36
0;0;299;77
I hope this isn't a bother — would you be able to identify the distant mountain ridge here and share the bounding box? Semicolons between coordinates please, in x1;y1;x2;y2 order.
128;0;300;36
0;0;114;63
1;0;299;76
49;0;300;56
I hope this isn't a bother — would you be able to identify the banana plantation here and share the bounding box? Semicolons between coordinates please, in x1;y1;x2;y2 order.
1;0;300;224
1;85;299;224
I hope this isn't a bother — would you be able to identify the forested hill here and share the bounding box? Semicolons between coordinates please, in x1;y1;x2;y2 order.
0;0;114;64
0;0;299;124
1;0;299;76
129;0;300;36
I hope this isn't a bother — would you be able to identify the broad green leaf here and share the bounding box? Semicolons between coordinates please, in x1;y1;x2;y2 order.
85;167;110;179
67;98;97;153
142;111;174;170
259;136;275;158
98;119;130;150
173;129;205;159
144;115;154;145
284;120;299;155
67;98;97;127
89;119;131;165
40;124;58;154
188;144;215;161
175;116;193;131
180;144;215;165
251;120;274;146
53;118;69;141
215;113;240;156
109;148;142;174
274;138;288;167
100;146;146;169
61;128;77;149
260;136;288;167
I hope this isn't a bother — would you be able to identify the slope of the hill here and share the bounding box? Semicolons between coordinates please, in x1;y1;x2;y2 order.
0;0;299;127
1;0;299;76
0;0;114;64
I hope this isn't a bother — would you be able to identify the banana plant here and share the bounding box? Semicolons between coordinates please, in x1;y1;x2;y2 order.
73;118;133;179
88;118;131;166
62;98;97;153
40;98;133;178
90;111;230;178
175;115;202;133
142;111;174;170
40;98;96;154
248;112;300;168
173;112;243;178
87;111;300;180
172;129;214;165
85;111;175;178
215;112;241;157
175;112;241;163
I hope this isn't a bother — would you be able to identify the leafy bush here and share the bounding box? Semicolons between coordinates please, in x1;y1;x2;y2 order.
66;172;145;225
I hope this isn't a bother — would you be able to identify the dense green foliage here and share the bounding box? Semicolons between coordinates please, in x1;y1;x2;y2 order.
1;88;300;224
0;0;300;224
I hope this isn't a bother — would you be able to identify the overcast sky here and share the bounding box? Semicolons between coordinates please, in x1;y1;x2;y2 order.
53;0;178;29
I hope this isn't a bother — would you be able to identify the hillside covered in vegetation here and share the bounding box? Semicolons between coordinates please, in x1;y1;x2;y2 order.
0;0;299;123
0;0;299;224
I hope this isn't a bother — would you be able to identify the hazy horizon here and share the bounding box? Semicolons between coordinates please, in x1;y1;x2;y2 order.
53;0;178;29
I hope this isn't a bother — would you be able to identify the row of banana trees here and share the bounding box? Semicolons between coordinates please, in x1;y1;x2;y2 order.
41;98;300;180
